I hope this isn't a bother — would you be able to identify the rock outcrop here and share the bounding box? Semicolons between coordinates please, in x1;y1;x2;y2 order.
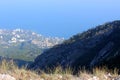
0;74;16;80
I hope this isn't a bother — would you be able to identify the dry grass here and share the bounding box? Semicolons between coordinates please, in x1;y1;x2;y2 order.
0;60;119;80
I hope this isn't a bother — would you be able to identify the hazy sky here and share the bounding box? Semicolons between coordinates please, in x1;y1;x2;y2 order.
0;0;120;38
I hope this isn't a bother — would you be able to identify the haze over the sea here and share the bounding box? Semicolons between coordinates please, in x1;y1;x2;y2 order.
0;0;120;38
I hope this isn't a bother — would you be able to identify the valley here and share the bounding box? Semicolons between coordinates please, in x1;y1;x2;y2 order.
0;29;64;61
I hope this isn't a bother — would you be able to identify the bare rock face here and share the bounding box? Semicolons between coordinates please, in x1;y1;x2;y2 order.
0;74;16;80
28;20;120;71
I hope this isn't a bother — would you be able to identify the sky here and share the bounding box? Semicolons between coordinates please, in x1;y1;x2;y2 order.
0;0;120;38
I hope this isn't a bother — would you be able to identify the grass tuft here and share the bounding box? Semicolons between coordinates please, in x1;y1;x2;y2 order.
0;60;119;80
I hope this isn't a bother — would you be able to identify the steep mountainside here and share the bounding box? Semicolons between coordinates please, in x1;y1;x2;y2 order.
29;20;120;71
0;29;64;61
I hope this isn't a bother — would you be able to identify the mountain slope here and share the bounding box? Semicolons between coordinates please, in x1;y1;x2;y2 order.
0;29;64;61
29;20;120;71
